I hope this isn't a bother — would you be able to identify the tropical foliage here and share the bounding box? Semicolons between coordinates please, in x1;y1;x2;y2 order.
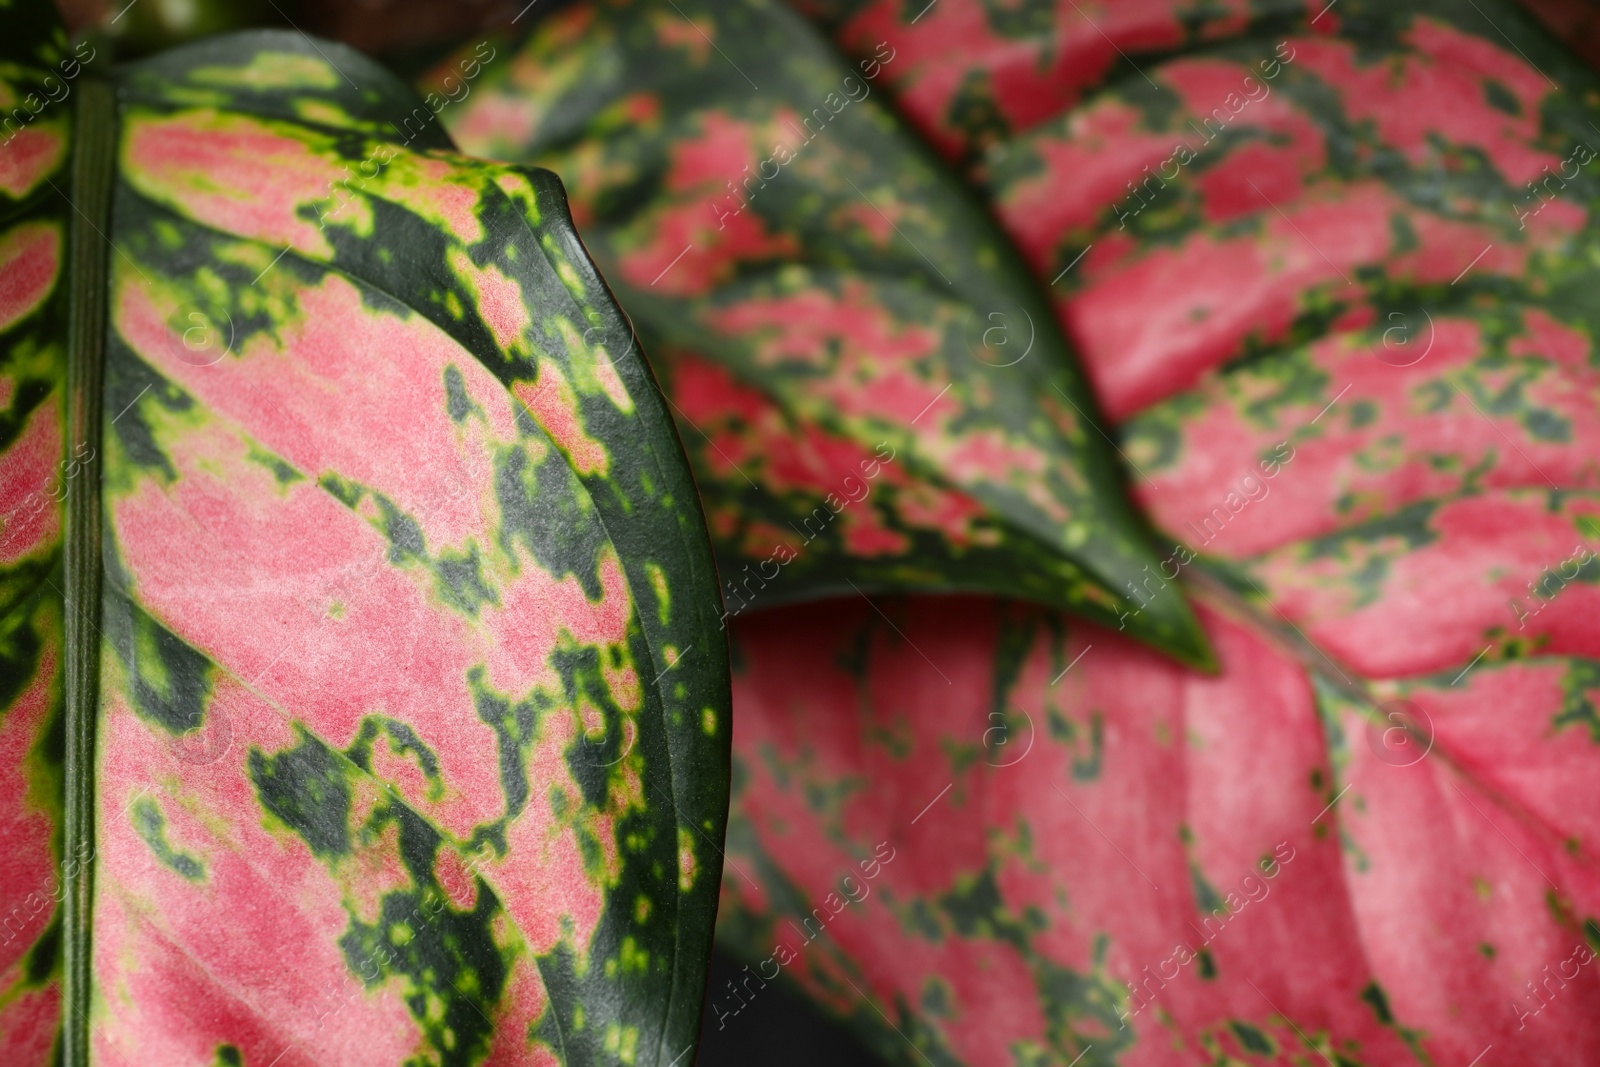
0;7;727;1065
436;0;1600;1063
8;0;1600;1063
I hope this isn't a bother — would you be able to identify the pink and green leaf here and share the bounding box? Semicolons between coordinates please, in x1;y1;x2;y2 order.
436;0;1214;670
1;12;729;1066
710;0;1600;1064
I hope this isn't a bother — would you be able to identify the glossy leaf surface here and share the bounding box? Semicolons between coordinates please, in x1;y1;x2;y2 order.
713;1;1600;1064
436;0;1212;669
0;13;728;1065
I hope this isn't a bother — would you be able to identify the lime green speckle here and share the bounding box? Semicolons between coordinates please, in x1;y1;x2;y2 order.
645;563;670;626
453;968;482;996
445;289;464;320
135;79;232;106
154;220;183;249
192;53;339;91
293;99;356;128
701;707;717;736
603;1023;639;1064
611;936;649;976
634;895;651;924
678;827;697;892
572;1003;585;1030
556;258;585;297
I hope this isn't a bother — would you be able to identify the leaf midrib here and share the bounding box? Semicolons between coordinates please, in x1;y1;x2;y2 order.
60;75;114;1067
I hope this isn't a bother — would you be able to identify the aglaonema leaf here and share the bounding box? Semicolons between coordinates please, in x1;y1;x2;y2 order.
0;10;728;1065
430;0;1215;670
710;1;1600;1064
